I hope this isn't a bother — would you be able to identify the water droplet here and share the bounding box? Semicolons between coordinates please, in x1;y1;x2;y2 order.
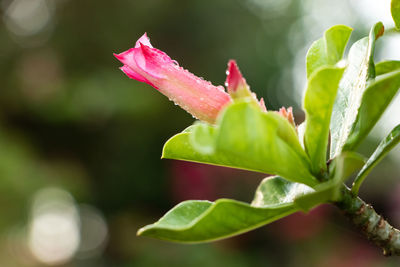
226;70;230;75
224;82;229;87
172;60;179;66
217;86;225;92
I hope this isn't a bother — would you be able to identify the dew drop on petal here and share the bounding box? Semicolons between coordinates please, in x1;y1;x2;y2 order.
217;86;225;92
226;70;230;75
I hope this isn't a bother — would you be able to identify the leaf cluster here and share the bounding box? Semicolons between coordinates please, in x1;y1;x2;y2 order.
139;9;400;243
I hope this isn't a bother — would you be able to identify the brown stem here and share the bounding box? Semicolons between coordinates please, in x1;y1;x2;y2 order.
335;186;400;256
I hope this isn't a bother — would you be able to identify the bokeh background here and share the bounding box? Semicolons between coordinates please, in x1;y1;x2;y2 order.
1;0;400;266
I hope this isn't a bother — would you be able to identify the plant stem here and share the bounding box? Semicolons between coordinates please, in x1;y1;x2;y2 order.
335;186;400;256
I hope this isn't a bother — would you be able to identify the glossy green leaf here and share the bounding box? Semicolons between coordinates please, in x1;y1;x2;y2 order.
330;22;384;157
253;175;318;212
297;122;306;149
343;70;400;151
163;100;318;187
139;175;316;243
306;25;352;78
253;153;363;213
303;66;345;176
294;181;335;212
392;0;400;29
251;176;314;207
189;122;216;154
295;152;364;211
137;199;296;243
375;60;400;76
329;151;365;184
352;124;400;195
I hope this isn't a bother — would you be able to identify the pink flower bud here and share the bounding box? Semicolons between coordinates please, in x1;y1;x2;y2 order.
225;60;266;111
278;106;295;126
114;33;231;124
225;60;252;98
225;60;253;98
259;98;267;112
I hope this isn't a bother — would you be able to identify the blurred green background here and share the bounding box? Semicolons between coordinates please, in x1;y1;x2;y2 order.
1;0;400;266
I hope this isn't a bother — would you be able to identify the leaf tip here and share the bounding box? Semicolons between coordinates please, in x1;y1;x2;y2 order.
137;225;153;237
136;227;145;236
391;0;400;29
373;22;385;40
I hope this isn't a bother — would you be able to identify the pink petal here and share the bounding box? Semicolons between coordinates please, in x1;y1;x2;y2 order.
287;107;295;125
120;65;156;88
225;60;268;112
114;48;157;85
115;34;232;124
279;106;295;125
225;60;248;95
133;43;171;79
135;33;153;48
114;49;146;76
259;98;267;112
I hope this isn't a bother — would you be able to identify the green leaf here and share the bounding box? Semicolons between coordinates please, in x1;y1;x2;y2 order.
303;66;345;176
163;100;318;187
297;122;306;149
329;152;365;184
306;25;352;78
251;153;363;213
189;122;216;154
251;176;314;207
352;124;400;195
392;0;400;29
375;60;400;76
295;152;364;211
330;22;384;158
253;175;318;212
294;181;334;212
343;70;400;151
139;175;316;243
137;199;296;243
